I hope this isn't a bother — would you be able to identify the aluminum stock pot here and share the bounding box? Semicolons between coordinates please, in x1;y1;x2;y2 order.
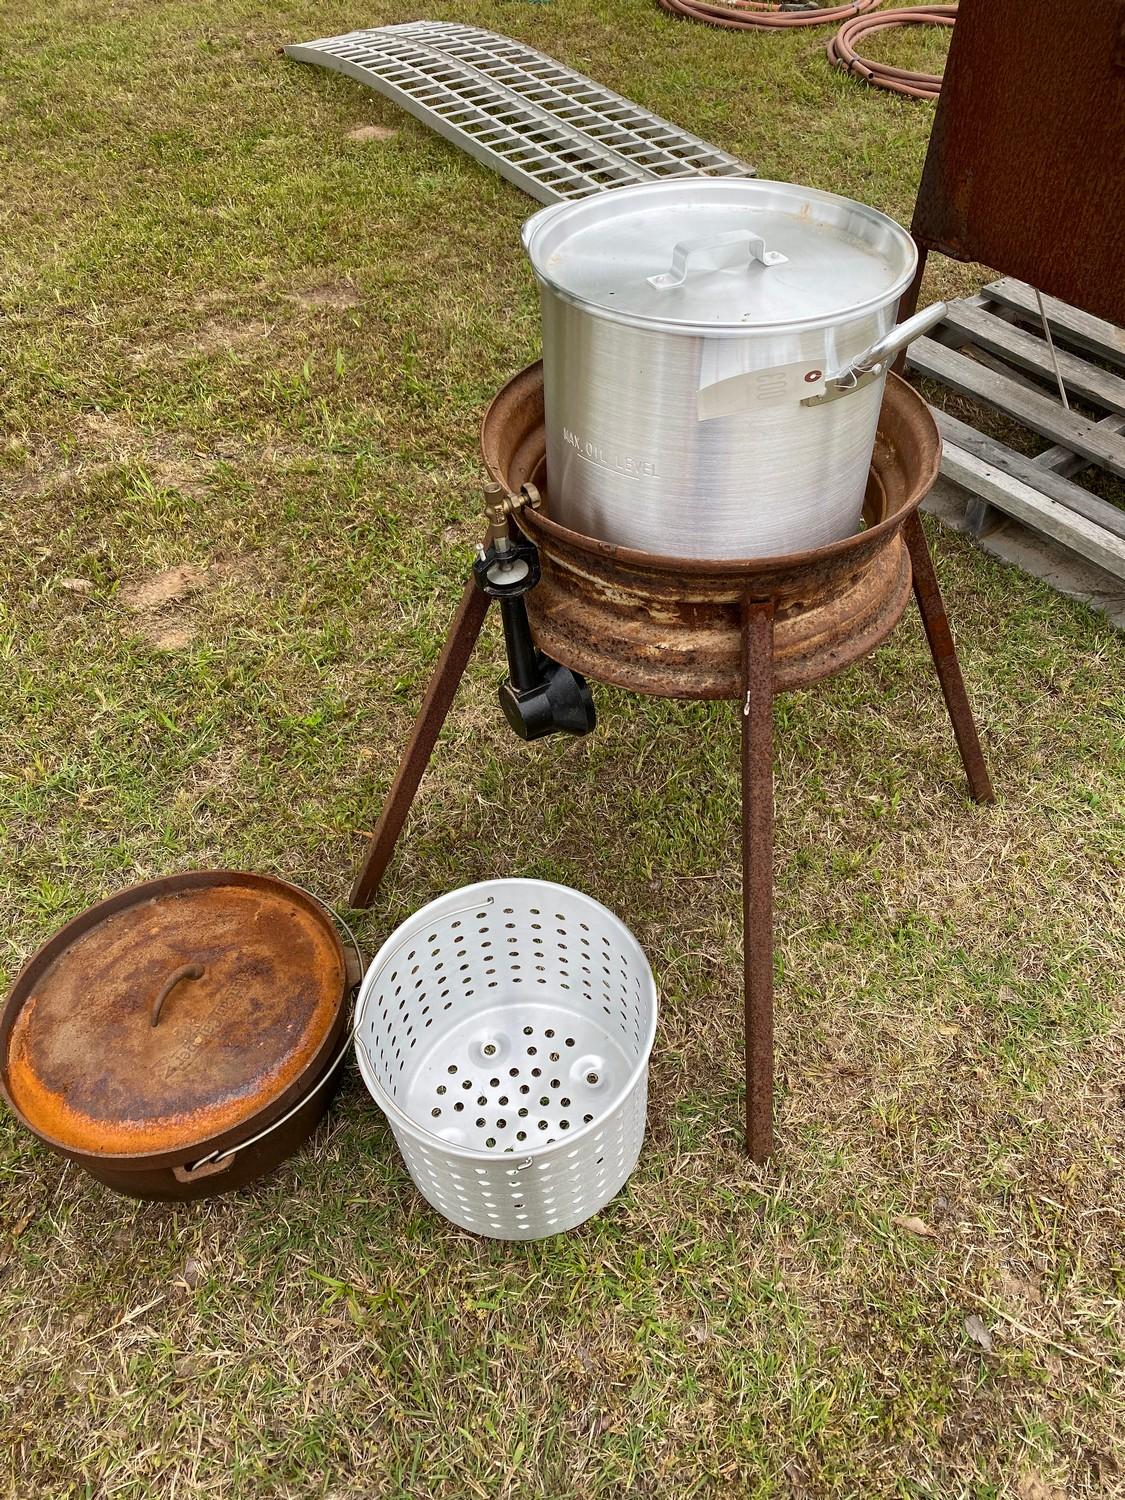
522;179;945;559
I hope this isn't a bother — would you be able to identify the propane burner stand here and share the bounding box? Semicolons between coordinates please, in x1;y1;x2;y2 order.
350;364;994;1162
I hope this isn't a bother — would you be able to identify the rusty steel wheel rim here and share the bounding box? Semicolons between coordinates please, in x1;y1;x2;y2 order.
481;361;940;581
479;362;941;696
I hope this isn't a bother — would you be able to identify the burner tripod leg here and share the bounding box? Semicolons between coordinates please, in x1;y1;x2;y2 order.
741;599;775;1164
350;579;491;909
904;513;995;805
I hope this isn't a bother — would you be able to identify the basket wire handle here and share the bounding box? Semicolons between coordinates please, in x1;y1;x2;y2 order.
354;894;496;1000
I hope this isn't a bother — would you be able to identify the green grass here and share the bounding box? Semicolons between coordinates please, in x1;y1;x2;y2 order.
1;1;1123;1496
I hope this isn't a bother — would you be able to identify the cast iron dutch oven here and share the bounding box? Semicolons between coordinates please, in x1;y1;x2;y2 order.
0;871;358;1201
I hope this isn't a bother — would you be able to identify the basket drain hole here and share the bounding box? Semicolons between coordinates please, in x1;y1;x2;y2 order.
472;1033;511;1065
420;1018;629;1154
573;1055;607;1089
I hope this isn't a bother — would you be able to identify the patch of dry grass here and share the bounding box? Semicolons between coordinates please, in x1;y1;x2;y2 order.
0;1;1123;1497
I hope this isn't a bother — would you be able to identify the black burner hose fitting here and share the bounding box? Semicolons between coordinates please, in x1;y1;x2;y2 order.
472;522;595;743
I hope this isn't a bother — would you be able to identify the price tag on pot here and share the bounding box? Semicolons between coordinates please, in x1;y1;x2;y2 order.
697;359;827;421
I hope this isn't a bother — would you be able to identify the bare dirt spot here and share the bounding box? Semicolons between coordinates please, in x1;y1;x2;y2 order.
190;289;237;313
284;282;361;311
5;416;214;504
6;411;144;497
209;551;264;587
120;564;208;614
8;462;99;500
995;1268;1042;1307
1015;1473;1066;1500
80;412;138;450
121;564;205;650
146;456;212;501
143;621;196;652
127;341;174;368
190;317;273;356
346;123;397;143
189;278;271;314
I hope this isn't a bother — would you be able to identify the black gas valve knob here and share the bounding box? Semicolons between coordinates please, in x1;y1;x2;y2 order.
472;534;541;598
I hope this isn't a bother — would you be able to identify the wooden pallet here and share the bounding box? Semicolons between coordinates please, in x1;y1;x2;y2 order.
907;279;1125;583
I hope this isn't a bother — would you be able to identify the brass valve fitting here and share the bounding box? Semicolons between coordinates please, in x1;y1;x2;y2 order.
481;480;542;551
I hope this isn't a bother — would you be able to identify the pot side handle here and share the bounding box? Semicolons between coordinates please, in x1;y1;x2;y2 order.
173;1154;234;1184
520;200;571;254
826;302;948;386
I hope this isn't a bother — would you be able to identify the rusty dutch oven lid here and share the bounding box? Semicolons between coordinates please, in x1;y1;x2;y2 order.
2;872;345;1159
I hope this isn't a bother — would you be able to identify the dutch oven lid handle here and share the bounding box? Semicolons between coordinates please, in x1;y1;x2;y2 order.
150;964;204;1027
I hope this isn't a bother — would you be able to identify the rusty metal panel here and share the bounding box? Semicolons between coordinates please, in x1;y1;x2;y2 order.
912;0;1125;327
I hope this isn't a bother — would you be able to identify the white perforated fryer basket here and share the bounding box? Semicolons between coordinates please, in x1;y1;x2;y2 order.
354;880;657;1239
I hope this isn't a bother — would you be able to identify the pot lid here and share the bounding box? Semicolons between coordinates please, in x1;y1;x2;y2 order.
2;872;345;1158
521;179;917;335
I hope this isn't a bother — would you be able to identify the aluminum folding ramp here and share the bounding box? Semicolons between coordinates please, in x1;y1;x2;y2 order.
285;21;752;203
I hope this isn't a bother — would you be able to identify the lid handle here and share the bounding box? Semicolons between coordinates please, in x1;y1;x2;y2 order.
150;963;204;1028
648;229;788;290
